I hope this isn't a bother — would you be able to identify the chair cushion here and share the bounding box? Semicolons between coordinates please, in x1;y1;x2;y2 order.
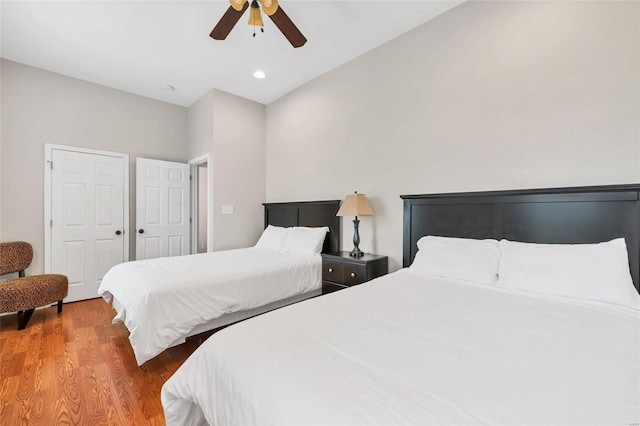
0;274;68;312
0;241;33;275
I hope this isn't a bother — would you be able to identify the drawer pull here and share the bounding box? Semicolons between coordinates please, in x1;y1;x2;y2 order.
350;272;356;278
328;268;333;273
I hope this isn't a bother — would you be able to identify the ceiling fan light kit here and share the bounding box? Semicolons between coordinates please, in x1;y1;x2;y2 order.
210;0;307;48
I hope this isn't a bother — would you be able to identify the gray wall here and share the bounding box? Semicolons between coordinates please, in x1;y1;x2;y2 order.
266;1;640;270
2;1;637;274
0;59;188;274
187;90;215;160
187;89;266;251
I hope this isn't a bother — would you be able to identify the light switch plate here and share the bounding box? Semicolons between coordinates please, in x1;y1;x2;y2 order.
221;205;234;214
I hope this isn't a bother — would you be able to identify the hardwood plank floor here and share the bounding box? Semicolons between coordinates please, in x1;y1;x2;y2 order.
0;298;202;425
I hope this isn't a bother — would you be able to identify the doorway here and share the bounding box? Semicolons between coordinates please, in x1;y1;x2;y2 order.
44;144;129;303
189;154;211;254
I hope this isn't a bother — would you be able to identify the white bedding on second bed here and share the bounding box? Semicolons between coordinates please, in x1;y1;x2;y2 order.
98;247;321;365
161;269;640;426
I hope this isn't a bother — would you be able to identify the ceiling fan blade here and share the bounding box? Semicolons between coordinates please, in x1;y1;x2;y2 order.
267;5;307;48
210;2;249;40
259;0;279;16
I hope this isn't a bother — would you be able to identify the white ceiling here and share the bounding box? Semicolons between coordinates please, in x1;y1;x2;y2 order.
1;1;463;106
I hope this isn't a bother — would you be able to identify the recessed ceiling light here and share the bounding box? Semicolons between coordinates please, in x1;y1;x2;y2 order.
253;70;266;79
162;84;176;91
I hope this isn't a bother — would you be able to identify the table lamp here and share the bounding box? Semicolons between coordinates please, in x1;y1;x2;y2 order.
336;191;374;257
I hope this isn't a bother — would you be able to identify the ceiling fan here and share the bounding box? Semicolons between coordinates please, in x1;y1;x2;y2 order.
210;0;307;48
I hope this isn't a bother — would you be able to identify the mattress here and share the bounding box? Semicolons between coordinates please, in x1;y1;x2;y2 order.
161;269;640;426
98;247;321;365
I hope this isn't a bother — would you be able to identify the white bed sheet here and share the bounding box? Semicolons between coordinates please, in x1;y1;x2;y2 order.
98;247;321;365
163;289;321;349
161;269;640;426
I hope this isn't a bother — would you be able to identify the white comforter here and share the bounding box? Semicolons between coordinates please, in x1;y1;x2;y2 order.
162;269;640;426
98;247;320;365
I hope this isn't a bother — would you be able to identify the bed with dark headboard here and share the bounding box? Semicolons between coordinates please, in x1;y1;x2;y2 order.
100;199;342;364
401;184;640;292
263;200;341;253
163;187;640;424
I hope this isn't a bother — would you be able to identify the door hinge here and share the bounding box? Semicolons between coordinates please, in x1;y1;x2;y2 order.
50;219;53;227
190;218;193;224
48;161;53;170
190;175;193;181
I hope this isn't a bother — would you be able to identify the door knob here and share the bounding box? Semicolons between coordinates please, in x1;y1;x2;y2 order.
115;230;122;235
138;229;144;234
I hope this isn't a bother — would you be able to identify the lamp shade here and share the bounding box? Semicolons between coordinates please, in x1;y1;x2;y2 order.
336;192;374;217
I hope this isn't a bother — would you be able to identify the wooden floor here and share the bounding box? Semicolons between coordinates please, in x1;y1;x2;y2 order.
0;298;203;425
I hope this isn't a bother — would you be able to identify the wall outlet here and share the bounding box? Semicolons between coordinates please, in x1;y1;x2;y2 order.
221;205;234;214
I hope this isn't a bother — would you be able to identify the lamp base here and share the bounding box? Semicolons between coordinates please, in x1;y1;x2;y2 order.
349;247;364;258
350;217;364;257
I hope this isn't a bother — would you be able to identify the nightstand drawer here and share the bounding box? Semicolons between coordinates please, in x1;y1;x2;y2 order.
321;252;388;294
342;263;366;286
322;259;343;283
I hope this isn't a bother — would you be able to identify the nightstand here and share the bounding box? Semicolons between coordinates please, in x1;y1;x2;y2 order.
321;252;388;294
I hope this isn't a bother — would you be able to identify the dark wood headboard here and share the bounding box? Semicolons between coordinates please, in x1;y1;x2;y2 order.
263;200;341;254
401;184;640;291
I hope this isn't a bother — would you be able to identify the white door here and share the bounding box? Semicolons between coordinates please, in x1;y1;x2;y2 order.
136;158;191;260
51;149;126;302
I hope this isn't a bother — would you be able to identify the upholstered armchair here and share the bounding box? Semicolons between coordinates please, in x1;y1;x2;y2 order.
0;242;68;330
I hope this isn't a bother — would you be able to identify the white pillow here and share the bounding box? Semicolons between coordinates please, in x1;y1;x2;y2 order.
498;238;640;310
410;236;501;285
284;226;329;255
255;225;289;251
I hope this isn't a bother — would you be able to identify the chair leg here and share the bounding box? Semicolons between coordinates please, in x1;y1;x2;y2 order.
57;300;63;313
17;309;35;330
